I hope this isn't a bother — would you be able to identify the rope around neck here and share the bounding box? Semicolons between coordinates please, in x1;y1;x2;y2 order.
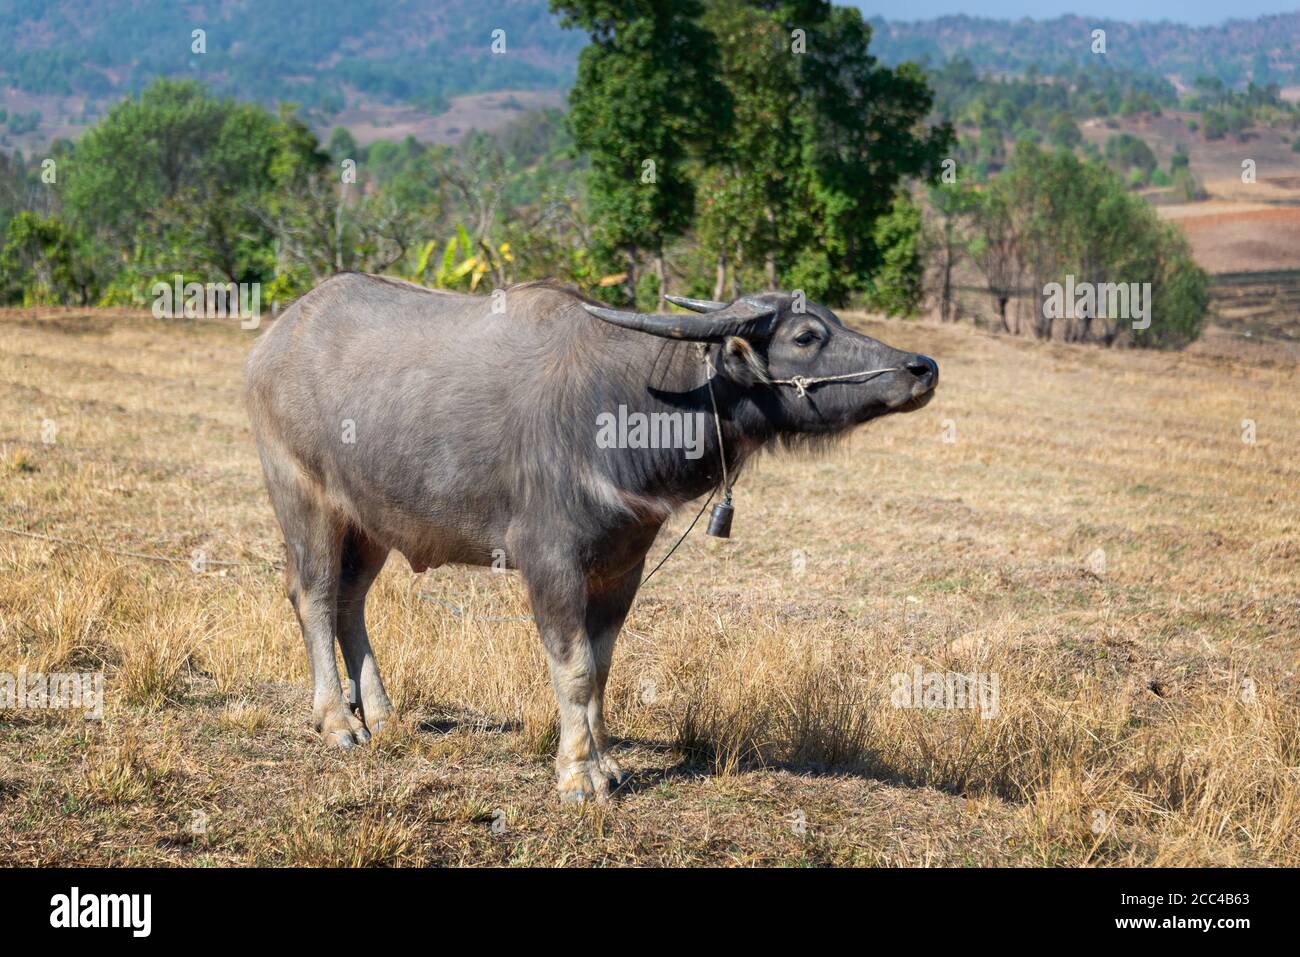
701;347;731;499
637;345;738;590
771;367;901;398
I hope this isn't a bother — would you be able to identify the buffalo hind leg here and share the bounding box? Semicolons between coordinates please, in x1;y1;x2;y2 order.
337;529;394;737
274;479;368;749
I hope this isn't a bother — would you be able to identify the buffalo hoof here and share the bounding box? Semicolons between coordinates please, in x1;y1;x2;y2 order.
556;760;618;803
597;751;624;783
324;728;358;749
317;704;370;749
360;702;393;738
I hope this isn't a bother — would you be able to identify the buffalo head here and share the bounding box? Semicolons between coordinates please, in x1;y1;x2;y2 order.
584;292;938;435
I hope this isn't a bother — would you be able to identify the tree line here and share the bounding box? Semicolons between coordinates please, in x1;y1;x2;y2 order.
0;0;1208;348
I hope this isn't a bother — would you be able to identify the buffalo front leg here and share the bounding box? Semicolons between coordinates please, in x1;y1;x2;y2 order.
545;636;608;802
585;564;642;783
521;555;637;802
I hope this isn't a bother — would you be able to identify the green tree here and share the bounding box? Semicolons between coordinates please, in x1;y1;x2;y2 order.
978;144;1207;348
0;212;99;305
697;1;803;299
1203;109;1228;140
63;79;285;283
326;127;361;165
783;5;951;304
863;192;925;317
1104;133;1158;186
552;0;732;307
1047;111;1082;149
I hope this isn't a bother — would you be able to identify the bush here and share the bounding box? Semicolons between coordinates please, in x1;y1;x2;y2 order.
1203;109;1228;140
0;213;101;306
962;144;1208;348
863;193;925;318
1104;133;1158;187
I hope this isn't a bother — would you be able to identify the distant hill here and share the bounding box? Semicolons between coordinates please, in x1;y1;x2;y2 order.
3;2;1295;111
0;1;1295;153
0;0;582;114
864;12;1300;87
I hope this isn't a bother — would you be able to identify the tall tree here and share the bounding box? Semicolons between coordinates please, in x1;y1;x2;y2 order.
785;4;952;304
925;182;977;323
698;1;804;297
697;1;951;305
964;143;1207;347
967;187;1023;335
863;191;926;317
63;79;285;283
552;0;732;307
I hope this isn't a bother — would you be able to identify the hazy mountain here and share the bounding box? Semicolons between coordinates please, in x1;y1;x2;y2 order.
865;12;1300;86
0;0;582;114
0;1;1293;145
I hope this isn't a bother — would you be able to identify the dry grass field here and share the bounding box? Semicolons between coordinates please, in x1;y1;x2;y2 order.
1168;205;1300;275
326;89;567;147
0;305;1296;867
1082;111;1300;206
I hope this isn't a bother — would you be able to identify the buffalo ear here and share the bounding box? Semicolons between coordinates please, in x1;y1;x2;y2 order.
718;336;770;388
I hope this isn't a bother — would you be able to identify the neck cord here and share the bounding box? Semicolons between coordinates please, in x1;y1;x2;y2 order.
701;344;732;507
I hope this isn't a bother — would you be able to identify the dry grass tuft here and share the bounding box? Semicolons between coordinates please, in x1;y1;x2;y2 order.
217;699;271;735
281;802;421;867
0;555;123;673
5;447;38;473
81;728;174;806
117;633;193;711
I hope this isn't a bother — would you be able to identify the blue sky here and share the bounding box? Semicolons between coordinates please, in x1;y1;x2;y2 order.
854;1;1300;26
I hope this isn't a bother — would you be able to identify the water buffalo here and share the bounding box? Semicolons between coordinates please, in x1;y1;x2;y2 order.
244;273;937;801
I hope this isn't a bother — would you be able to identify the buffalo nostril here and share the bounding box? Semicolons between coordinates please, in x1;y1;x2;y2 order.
906;355;938;385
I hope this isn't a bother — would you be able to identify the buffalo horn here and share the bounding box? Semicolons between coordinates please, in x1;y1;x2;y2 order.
664;295;727;313
583;297;777;341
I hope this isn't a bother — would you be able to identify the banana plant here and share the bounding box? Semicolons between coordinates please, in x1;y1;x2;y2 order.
409;225;514;292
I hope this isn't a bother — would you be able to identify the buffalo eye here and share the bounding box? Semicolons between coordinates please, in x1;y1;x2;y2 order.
793;329;821;347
